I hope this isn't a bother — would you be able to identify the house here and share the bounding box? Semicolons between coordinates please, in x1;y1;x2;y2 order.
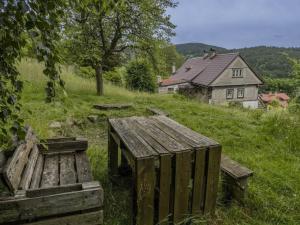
159;52;264;109
259;92;290;108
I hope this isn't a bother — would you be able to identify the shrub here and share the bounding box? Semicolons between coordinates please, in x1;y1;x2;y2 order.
75;66;95;79
103;67;124;86
125;60;156;93
228;101;243;108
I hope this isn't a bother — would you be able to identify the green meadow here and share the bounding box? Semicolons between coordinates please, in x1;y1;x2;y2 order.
19;59;300;225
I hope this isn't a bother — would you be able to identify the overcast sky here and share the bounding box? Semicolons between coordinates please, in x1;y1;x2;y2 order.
168;0;300;49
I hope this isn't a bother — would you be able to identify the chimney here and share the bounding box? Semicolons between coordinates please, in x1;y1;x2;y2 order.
203;50;209;59
209;48;217;59
172;63;176;74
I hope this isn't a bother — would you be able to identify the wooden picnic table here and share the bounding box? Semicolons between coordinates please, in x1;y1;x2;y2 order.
108;116;221;225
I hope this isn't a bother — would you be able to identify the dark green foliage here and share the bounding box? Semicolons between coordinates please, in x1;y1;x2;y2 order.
103;68;124;86
125;60;156;92
261;77;297;96
64;0;176;95
75;67;95;79
176;43;300;78
0;0;65;149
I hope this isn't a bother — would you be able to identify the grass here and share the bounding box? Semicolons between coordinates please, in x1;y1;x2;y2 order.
17;59;300;225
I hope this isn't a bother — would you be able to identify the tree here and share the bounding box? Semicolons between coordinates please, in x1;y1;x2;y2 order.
65;0;176;95
125;60;156;92
0;0;65;149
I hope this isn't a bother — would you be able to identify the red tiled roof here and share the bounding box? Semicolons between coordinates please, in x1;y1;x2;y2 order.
259;93;290;103
160;78;187;86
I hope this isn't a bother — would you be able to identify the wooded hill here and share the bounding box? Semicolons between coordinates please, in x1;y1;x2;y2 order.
176;43;300;78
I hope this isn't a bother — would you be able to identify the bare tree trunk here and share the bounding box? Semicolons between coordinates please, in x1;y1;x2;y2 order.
95;65;103;96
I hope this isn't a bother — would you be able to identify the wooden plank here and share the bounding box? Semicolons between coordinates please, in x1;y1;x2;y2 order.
3;129;36;192
0;187;103;224
146;107;169;117
26;184;82;198
158;155;172;224
203;145;222;214
135;158;155;225
40;139;88;153
109;119;157;159
25;210;103;225
30;154;44;189
150;117;200;149
40;155;59;188
46;137;76;143
19;145;40;190
133;117;189;153
93;103;133;110
221;154;253;180
191;148;206;214
173;151;192;224
75;151;93;183
125;118;169;154
154;116;219;147
60;154;77;185
108;126;119;178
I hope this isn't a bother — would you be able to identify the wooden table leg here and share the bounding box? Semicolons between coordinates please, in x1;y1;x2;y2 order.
135;158;155;225
108;128;119;179
158;155;172;224
192;147;206;214
173;151;192;224
203;145;222;214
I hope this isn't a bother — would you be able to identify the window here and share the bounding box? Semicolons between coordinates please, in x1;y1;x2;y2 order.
226;89;234;99
167;87;174;93
232;68;243;78
237;88;245;98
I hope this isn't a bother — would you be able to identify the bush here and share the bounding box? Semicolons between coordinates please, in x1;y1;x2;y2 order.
103;67;124;86
75;66;95;79
125;60;156;93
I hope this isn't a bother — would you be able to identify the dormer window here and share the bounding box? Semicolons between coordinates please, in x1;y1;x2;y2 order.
232;68;243;78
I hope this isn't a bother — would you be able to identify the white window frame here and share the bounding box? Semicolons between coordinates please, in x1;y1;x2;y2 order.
232;68;243;78
226;88;234;99
237;88;245;98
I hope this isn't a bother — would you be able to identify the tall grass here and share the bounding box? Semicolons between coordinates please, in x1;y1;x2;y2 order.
17;59;300;225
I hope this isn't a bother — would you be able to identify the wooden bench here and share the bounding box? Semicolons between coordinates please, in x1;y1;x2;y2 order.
108;115;221;225
146;107;169;117
0;128;103;225
220;154;253;203
93;103;133;110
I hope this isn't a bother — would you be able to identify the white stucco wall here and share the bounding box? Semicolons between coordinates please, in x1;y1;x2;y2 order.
158;83;188;94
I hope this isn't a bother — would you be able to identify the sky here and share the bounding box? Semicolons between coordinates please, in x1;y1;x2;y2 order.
168;0;300;49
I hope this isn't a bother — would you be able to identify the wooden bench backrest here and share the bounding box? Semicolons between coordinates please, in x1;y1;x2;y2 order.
3;128;38;193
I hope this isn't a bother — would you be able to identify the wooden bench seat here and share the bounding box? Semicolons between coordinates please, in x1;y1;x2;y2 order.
146;107;169;117
0;129;103;225
220;154;253;203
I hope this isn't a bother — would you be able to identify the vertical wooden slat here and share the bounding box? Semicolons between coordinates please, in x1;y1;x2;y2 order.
40;155;59;188
203;145;222;214
158;154;172;224
191;147;206;214
30;154;44;189
108;127;119;178
173;151;192;224
19;145;39;190
60;154;77;185
136;158;155;225
75;151;93;183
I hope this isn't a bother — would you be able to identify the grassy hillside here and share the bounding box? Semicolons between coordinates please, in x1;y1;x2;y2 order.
18;59;300;225
176;43;300;78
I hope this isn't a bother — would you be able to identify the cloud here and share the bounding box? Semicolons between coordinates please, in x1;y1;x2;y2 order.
168;0;300;48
